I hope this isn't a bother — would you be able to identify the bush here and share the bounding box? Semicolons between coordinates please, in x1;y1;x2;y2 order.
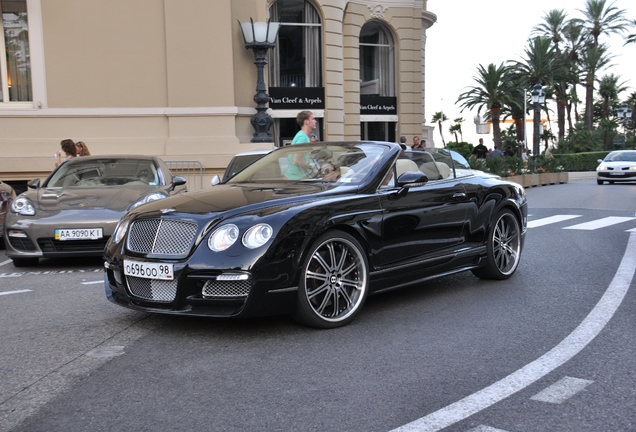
446;142;474;160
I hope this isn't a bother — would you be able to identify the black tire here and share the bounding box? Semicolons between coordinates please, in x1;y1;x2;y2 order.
472;209;521;280
12;257;39;267
294;231;369;329
597;180;603;185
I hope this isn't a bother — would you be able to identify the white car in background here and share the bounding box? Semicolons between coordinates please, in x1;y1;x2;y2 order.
596;150;636;185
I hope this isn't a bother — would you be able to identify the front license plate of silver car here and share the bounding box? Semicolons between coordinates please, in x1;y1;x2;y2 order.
124;259;174;280
55;228;103;241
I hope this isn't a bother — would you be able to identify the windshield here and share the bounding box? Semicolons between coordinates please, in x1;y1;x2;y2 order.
606;151;636;162
46;159;160;188
228;143;391;185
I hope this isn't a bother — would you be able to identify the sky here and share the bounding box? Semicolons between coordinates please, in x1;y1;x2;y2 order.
423;0;636;148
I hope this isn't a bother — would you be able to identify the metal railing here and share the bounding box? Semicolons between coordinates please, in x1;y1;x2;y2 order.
165;160;204;191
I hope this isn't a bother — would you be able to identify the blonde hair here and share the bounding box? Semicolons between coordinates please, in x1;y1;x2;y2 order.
76;141;91;156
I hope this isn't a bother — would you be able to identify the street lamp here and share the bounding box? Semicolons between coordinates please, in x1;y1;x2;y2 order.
617;102;633;147
531;82;545;161
239;18;280;143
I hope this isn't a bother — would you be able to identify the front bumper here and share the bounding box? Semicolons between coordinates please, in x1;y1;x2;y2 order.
597;170;636;181
103;259;297;318
4;216;119;259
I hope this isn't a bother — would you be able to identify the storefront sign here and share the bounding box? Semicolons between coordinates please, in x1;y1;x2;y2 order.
269;87;325;109
360;96;397;115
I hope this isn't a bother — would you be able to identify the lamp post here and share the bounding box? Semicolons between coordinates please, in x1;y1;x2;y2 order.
239;18;280;143
617;102;633;147
531;82;545;161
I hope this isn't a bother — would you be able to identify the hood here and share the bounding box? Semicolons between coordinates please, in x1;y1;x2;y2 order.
32;185;160;212
131;183;353;217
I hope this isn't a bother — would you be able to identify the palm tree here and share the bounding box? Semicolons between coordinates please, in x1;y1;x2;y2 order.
532;10;576;141
449;117;464;142
597;73;628;149
577;0;629;130
498;79;527;154
509;37;557;157
625;19;636;45
431;111;449;146
578;0;630;48
457;63;515;150
561;19;587;133
579;44;613;130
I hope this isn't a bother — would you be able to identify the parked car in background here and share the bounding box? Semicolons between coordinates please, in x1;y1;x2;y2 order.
0;180;17;244
4;155;187;267
104;141;527;329
211;149;273;185
596;150;636;185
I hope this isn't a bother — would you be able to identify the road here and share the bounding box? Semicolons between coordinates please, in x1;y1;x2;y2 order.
1;177;635;432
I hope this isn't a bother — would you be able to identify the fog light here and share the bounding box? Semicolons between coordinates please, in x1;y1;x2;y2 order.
8;230;28;238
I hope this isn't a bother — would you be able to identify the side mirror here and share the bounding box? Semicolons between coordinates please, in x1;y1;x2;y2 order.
396;171;428;188
28;178;41;189
391;171;428;200
171;176;186;191
597;159;603;163
211;175;221;186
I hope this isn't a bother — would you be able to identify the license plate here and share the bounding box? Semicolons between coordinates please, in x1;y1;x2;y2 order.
55;228;103;241
611;172;625;176
124;259;174;280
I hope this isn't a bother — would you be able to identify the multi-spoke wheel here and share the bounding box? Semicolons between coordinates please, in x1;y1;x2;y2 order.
294;231;369;328
472;209;521;280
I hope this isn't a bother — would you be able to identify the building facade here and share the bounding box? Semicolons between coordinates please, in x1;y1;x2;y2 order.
0;0;436;189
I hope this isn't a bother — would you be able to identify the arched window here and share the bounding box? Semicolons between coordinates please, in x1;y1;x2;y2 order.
269;0;322;87
359;21;394;97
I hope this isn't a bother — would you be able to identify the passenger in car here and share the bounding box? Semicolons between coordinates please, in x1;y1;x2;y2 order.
320;161;341;182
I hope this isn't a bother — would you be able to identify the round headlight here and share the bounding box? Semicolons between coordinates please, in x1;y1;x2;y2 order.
112;219;130;245
11;196;36;215
242;224;273;249
208;224;239;252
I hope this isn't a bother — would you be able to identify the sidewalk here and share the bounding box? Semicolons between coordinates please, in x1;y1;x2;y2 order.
568;171;596;181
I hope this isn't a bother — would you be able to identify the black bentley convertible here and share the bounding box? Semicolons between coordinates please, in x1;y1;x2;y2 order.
104;141;527;328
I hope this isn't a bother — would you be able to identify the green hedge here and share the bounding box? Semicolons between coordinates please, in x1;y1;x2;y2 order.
552;151;609;172
446;141;607;173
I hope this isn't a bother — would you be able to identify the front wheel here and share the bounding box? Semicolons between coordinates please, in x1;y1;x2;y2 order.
472;209;521;280
294;231;369;329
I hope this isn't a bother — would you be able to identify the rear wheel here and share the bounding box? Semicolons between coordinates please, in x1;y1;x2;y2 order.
294;231;369;329
12;257;38;267
472;209;521;280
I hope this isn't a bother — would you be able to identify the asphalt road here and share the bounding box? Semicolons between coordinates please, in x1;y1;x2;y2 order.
1;177;634;432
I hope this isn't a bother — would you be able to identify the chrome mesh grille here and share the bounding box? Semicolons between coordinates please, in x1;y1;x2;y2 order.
202;280;251;298
127;219;198;256
126;276;177;302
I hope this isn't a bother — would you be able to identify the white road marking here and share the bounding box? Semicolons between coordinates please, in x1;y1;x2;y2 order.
527;215;581;228
0;289;32;296
564;216;636;231
85;346;125;359
390;232;636;432
530;376;593;404
81;280;104;285
0;259;12;267
0;269;102;278
467;426;510;432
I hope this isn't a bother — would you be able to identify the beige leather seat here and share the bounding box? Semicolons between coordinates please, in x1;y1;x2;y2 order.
395;159;419;178
419;162;440;180
435;162;451;179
